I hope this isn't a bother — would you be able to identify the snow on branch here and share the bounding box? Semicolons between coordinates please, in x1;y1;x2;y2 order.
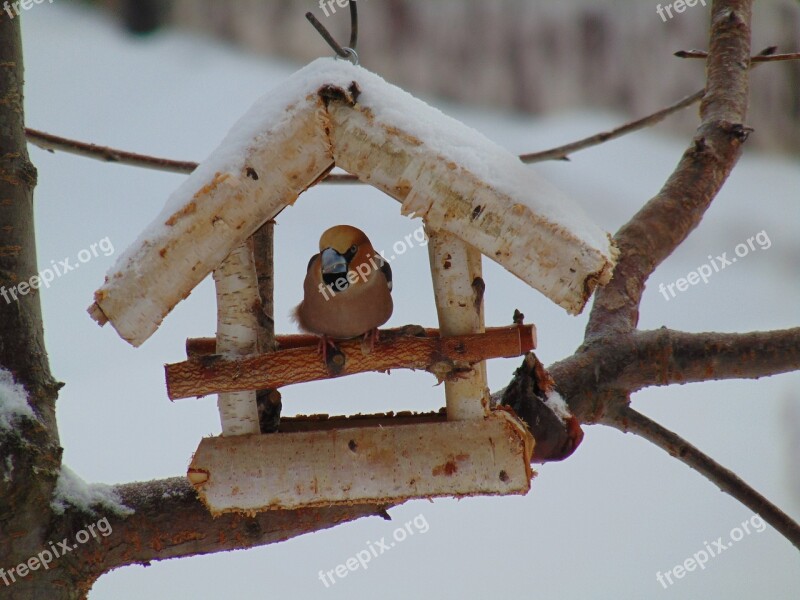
51;465;133;517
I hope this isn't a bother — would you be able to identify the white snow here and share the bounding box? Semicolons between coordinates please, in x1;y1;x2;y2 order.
0;367;38;431
544;390;572;421
51;465;134;516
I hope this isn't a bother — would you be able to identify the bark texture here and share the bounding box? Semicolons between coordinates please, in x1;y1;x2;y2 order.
2;1;798;597
166;325;536;400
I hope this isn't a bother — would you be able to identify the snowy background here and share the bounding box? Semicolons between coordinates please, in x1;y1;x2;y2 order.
19;3;800;598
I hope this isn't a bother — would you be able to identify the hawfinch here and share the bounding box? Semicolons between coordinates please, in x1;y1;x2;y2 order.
293;225;393;355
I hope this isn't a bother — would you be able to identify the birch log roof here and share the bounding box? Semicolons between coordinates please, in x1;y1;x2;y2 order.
88;58;618;347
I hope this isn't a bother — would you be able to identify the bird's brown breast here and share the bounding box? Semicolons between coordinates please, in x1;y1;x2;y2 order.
295;263;392;339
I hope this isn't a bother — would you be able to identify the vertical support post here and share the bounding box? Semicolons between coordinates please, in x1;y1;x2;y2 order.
427;229;489;421
214;240;261;435
252;221;282;433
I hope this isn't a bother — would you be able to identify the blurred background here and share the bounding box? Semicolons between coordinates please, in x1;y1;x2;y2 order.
90;0;800;152
18;1;800;598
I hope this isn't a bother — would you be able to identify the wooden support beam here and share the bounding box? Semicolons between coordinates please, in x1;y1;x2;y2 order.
167;325;536;400
427;230;489;421
213;241;260;436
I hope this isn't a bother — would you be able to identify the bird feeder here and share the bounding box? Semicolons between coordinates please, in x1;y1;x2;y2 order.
88;58;617;514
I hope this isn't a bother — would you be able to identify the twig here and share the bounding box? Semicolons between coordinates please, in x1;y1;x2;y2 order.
520;89;705;163
305;11;349;59
675;48;800;62
604;406;800;550
585;0;754;338
25;127;198;174
25;127;360;182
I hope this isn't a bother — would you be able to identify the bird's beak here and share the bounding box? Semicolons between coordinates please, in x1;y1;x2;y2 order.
321;247;348;276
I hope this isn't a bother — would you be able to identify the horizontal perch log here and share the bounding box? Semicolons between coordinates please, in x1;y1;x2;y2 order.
167;324;536;400
185;326;457;357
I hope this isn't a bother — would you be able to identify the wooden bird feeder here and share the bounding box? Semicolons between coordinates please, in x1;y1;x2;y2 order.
88;58;617;514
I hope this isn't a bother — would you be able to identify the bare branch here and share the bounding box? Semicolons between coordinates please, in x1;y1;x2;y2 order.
24;127;359;183
603;406;800;550
25;127;199;174
519;89;704;163
549;328;800;421
585;0;754;338
675;48;800;62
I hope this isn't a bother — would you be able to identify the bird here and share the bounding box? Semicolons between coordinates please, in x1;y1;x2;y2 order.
293;225;393;360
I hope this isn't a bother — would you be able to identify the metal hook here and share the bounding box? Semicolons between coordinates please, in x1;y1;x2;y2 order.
305;0;359;64
335;47;359;66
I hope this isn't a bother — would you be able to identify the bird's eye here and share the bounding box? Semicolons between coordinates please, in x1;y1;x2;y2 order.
343;244;358;262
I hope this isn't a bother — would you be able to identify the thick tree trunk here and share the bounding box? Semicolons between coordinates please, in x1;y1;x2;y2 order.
0;14;78;600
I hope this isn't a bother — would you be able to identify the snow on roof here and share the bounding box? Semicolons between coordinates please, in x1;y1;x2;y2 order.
93;57;617;345
110;57;611;290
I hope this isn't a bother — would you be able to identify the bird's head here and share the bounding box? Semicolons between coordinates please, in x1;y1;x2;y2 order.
318;225;377;290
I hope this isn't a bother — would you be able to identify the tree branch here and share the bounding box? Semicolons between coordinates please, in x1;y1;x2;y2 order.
675;48;800;62
549;328;800;422
24;127;199;174
0;23;60;427
0;15;69;598
79;478;387;577
519;89;704;163
585;0;754;338
24;127;358;182
603;405;800;550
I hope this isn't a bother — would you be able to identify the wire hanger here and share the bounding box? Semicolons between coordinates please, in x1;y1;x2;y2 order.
305;0;359;65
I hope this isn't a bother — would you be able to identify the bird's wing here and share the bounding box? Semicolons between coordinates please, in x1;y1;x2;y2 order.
378;255;392;292
305;253;320;273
